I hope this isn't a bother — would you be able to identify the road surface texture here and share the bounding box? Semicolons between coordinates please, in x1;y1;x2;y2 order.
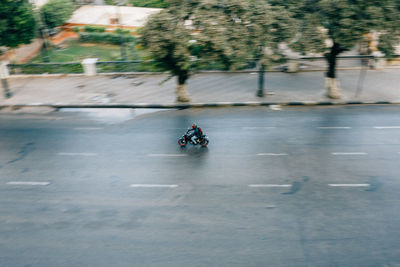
0;106;399;266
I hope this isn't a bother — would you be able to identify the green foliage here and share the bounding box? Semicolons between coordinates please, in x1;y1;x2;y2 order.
378;32;398;57
30;40;142;62
84;25;106;33
73;27;80;33
101;0;168;7
72;0;96;6
140;10;192;81
79;27;134;45
9;63;83;74
376;0;400;57
0;0;37;48
246;0;296;65
140;0;295;83
79;32;136;45
41;0;74;29
114;28;131;35
285;0;400;78
288;0;400;56
129;0;168;8
141;1;246;79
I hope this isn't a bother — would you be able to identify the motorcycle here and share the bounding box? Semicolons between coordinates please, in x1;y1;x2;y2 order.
178;133;209;147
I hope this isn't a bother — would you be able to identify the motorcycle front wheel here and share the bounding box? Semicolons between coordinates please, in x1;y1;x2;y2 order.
178;139;187;147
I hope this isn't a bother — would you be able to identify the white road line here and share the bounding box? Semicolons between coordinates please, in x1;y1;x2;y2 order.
130;184;178;188
331;152;367;155
248;184;292;188
318;127;352;129
257;153;288;156
374;126;400;129
74;127;104;130
58;153;98;156
148;154;187;157
7;181;50;186
269;105;281;111
328;184;370;187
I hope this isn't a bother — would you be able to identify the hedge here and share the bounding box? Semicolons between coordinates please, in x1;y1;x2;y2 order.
8;63;83;74
84;25;106;33
79;32;136;45
114;28;131;35
96;61;164;72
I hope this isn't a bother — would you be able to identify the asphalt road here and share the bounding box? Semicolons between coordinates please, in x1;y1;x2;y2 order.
0;106;399;267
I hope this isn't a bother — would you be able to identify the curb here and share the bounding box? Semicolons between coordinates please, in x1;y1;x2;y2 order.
1;101;399;110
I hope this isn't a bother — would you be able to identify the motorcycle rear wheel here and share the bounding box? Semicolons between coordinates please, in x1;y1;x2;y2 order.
200;139;209;147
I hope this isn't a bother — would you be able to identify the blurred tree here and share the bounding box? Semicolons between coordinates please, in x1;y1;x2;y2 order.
246;0;295;96
141;0;294;102
100;0;168;7
282;0;400;99
73;0;96;5
129;0;168;8
0;0;37;99
41;0;74;30
141;0;251;102
0;0;37;48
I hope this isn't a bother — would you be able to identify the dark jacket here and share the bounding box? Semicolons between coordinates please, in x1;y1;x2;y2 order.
187;127;203;138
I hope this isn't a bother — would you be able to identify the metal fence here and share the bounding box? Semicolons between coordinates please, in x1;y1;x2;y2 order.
6;55;399;75
95;60;163;73
8;62;84;74
292;55;376;72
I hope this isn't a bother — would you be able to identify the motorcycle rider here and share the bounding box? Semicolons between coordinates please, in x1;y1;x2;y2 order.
187;123;203;144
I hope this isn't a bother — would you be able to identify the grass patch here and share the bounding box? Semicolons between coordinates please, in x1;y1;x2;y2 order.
30;40;146;63
23;40;160;73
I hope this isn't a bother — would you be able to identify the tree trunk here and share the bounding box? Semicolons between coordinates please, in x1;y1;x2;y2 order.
40;29;50;63
176;71;190;103
1;78;12;98
325;42;343;99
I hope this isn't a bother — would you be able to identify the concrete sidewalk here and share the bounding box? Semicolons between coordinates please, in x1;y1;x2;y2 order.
1;69;400;109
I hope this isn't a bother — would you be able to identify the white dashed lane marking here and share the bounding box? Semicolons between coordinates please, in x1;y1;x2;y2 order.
148;154;187;157
257;153;288;156
328;184;370;187
374;126;400;129
7;181;50;186
318;127;352;129
331;152;368;155
248;184;292;188
130;184;179;188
